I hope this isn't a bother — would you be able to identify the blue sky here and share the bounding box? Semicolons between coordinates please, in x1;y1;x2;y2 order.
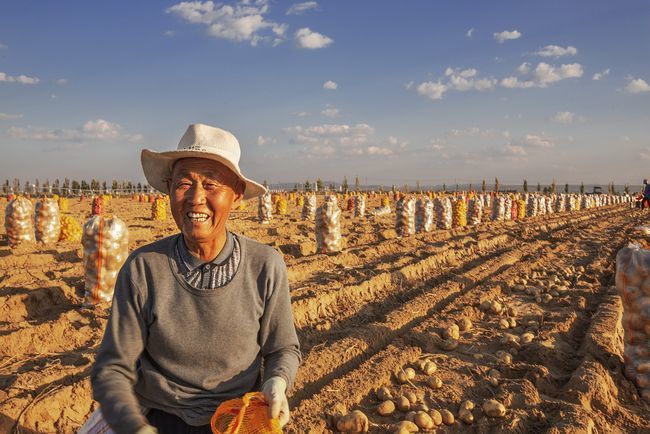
1;0;649;188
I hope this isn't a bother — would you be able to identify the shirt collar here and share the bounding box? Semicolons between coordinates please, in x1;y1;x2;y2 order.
177;231;234;272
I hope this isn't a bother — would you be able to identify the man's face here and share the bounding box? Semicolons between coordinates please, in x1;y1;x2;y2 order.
167;158;243;246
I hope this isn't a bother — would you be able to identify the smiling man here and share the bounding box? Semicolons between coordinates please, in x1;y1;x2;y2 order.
91;124;301;434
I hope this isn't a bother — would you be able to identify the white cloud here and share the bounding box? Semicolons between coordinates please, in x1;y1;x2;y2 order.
494;29;521;43
625;77;650;93
294;111;309;117
466;28;475;38
404;81;414;90
500;144;527;156
0;42;7;49
445;67;497;91
257;135;276;146
0;113;23;120
295;27;332;49
592;69;610;81
286;1;317;15
302;145;335;156
320;105;339;117
416;81;447;100
534;45;577;58
166;1;288;46
501;62;583;88
8;119;140;142
0;72;40;85
56;78;68;85
551;111;575;124
165;30;176;36
521;134;555;148
431;138;446;150
367;146;392;155
323;80;337;90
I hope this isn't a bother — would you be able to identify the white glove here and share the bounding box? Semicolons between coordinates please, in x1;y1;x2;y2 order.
261;376;290;427
135;425;158;434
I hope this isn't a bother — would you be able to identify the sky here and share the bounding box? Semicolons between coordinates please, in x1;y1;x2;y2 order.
1;0;649;189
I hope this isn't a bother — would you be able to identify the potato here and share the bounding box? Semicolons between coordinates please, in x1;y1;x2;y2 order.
405;411;417;422
440;409;455;425
396;370;410;384
482;399;506;418
495;350;513;365
414;411;434;429
412;403;428;412
440;338;459;351
459;317;473;331
336;410;369;432
428;409;442;426
520;332;535;344
444;324;460;340
507;317;517;328
480;299;492;310
422;361;437;375
404;367;416;380
393;420;419;433
460;400;474;411
542;293;553;303
498;319;510;329
427;375;443;389
377;386;393;401
490;300;503;314
404;391;418;405
458;408;474;424
396;395;411;411
378;400;396;416
417;359;428;371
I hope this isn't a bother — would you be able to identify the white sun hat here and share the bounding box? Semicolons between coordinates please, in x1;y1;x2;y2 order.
141;123;267;200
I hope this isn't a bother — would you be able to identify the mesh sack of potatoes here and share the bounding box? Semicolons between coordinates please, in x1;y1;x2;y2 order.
59;215;83;242
316;195;342;253
354;195;366;218
151;197;167;220
491;196;505;221
616;244;650;402
381;196;390;208
5;197;35;247
275;196;287;215
452;196;467;227
434;197;452;229
58;196;69;212
258;192;273;224
468;196;483;225
92;196;104;216
526;195;538;217
396;196;416;236
546;196;554;214
503;196;512;221
35;198;61;244
82;215;129;305
415;197;433;232
555;195;566;213
296;195;304;208
537;196;546;215
371;205;391;217
302;194;317;221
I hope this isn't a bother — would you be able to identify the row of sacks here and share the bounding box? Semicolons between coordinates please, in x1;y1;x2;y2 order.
3;197;129;306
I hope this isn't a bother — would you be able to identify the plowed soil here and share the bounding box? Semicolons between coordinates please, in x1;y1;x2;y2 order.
1;196;649;433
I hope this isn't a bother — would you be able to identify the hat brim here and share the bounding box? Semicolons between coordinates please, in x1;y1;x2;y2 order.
141;149;267;200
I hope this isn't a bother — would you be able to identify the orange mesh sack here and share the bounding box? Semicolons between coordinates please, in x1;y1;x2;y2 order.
211;392;282;434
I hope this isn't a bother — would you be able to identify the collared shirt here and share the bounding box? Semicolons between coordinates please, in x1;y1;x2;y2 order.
174;231;241;289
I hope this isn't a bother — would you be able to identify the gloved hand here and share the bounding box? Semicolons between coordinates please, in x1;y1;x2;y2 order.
261;376;289;427
135;424;159;434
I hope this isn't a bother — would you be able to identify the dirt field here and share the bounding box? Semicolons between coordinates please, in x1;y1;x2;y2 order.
1;196;649;433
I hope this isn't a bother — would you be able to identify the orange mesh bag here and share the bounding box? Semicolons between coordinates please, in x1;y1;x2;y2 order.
211;392;282;434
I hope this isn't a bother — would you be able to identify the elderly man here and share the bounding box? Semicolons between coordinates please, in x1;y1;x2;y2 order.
91;124;301;434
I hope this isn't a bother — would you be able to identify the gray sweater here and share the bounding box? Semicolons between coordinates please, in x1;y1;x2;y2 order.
91;233;301;434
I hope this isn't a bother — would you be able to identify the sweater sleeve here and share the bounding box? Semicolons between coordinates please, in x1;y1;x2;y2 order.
91;265;149;434
259;253;302;390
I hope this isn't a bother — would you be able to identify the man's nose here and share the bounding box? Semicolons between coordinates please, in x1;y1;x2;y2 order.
187;184;207;204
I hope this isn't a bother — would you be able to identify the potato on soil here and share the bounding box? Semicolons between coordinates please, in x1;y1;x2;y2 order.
458;317;473;331
396;370;409;384
498;319;510;329
490;300;503;314
404;391;418;404
460;400;475;411
378;400;396;416
405;411;417;422
440;409;455;425
377;386;393;401
393;420;419;433
520;332;535;344
444;324;460;340
482;399;506;418
421;361;437;375
495;350;513;365
414;411;434;429
428;409;442;425
336;410;369;432
412;403;428;412
427;375;443;389
404;367;416;379
439;337;459;351
458;408;474;424
396;395;411;411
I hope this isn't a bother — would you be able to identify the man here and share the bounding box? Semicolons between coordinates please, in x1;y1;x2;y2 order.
91;124;301;434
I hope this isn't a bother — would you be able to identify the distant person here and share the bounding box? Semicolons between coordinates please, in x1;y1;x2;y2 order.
643;179;650;209
91;123;301;434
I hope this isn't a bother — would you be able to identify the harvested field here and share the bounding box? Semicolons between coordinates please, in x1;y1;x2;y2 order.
1;196;649;433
